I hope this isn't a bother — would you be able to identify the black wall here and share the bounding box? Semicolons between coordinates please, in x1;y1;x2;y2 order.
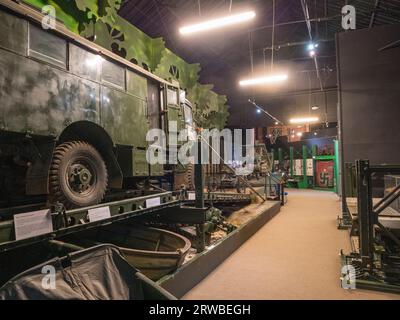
337;23;400;165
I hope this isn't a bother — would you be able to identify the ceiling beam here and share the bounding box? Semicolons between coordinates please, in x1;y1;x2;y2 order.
369;0;380;28
300;0;324;91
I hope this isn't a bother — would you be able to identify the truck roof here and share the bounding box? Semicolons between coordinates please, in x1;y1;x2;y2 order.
0;0;179;89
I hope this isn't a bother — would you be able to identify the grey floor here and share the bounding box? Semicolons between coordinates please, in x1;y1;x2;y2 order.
183;189;400;300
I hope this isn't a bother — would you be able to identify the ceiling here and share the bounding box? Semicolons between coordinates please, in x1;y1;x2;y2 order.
119;0;400;128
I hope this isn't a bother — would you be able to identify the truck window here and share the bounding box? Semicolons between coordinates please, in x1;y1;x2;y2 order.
69;44;102;82
101;59;125;90
0;10;27;55
167;87;179;106
28;24;67;69
127;70;147;100
184;104;193;126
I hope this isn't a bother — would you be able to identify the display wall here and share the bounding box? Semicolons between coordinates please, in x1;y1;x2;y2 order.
337;23;400;165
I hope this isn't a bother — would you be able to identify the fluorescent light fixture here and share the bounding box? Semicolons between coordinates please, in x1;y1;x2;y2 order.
180;11;256;35
239;74;288;86
311;105;319;110
289;117;319;124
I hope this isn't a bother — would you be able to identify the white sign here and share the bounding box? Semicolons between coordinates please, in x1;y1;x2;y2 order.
146;197;161;208
306;159;314;176
188;192;196;200
88;206;111;222
294;159;303;176
14;209;53;241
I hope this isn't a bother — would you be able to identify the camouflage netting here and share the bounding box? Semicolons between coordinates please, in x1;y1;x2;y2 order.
24;0;229;129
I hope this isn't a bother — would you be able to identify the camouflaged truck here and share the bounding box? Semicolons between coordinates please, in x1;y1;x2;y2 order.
0;1;194;208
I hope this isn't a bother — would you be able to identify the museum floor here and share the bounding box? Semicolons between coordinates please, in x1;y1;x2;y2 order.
183;189;400;300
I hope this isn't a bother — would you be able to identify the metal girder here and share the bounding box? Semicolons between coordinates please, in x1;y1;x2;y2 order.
369;0;380;28
355;160;400;266
0;192;181;252
300;0;324;92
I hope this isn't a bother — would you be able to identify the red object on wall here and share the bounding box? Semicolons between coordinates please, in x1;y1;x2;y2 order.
316;160;334;188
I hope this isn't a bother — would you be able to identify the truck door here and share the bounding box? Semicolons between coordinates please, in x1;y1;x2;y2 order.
147;81;161;130
166;86;184;144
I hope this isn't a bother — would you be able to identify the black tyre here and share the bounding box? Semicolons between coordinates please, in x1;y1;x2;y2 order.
49;141;108;209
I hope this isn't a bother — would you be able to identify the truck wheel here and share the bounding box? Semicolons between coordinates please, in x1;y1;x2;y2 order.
49;141;108;209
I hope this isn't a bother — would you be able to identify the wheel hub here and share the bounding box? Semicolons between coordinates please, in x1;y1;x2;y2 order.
68;163;94;194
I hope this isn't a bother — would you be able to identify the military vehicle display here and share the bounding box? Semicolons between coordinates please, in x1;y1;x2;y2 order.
0;2;194;209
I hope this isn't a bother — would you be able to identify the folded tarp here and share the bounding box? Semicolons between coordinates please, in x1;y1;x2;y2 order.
0;244;175;300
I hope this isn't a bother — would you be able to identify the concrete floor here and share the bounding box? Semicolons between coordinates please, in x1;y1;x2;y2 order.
183;189;400;300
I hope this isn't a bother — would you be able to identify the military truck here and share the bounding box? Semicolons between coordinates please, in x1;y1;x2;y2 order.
0;1;194;208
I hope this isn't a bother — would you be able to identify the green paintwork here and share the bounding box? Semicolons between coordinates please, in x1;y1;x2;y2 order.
127;70;148;100
101;86;148;148
297;145;308;189
0;10;27;55
334;139;339;194
132;149;149;177
289;147;294;178
0;49;100;136
23;0;229;129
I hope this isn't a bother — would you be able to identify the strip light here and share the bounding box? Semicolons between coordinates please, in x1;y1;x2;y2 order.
289;117;319;124
239;74;288;86
180;11;256;35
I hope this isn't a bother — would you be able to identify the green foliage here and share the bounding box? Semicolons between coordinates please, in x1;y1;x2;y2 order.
75;0;99;20
23;0;87;33
22;0;229;129
114;15;159;69
188;84;228;130
154;49;200;90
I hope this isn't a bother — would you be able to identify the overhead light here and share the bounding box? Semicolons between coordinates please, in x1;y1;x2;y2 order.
179;11;256;35
239;74;288;86
311;105;319;110
314;132;318;136
309;50;316;57
256;109;261;114
297;132;303;137
307;43;318;51
275;121;279;125
289;117;319;124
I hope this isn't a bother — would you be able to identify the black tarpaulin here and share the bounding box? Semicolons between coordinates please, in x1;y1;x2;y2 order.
0;244;175;300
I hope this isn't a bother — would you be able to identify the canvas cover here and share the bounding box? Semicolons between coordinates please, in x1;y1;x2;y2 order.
0;244;174;300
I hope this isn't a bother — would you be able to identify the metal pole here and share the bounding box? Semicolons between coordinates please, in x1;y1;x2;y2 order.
195;136;205;252
199;134;267;202
290;147;294;178
195;138;204;209
357;160;373;267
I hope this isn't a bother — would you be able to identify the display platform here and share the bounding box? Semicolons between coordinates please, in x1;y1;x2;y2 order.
158;201;281;298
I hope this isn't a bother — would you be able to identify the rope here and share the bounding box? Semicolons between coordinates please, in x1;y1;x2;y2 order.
271;0;275;72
